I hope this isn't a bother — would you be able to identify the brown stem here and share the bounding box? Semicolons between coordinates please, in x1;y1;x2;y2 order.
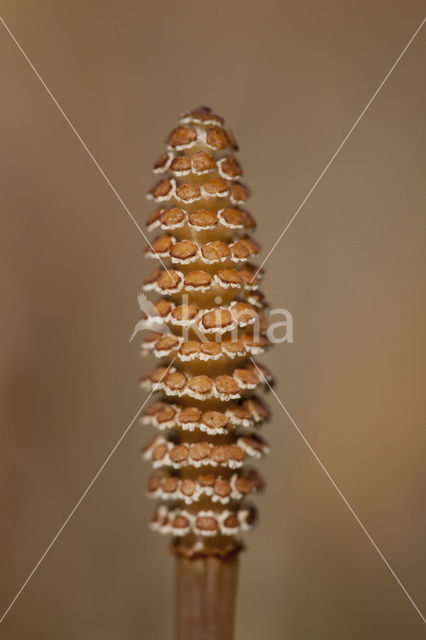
175;554;240;640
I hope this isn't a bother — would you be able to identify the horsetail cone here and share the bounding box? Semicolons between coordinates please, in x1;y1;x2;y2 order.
140;107;272;561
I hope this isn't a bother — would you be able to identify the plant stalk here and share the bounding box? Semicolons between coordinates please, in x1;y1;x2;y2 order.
175;553;240;640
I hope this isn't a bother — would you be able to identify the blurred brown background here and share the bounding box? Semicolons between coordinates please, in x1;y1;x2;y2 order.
0;1;425;638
